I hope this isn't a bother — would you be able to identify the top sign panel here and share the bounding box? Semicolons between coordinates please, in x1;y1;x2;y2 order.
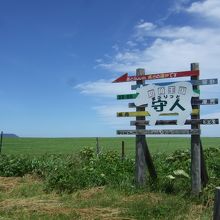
112;70;199;83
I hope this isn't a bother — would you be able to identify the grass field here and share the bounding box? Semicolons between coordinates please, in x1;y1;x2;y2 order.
0;175;213;220
0;137;219;219
1;136;220;156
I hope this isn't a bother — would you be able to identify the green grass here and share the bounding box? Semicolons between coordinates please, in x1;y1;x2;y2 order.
0;141;219;219
1;137;220;156
0;176;213;219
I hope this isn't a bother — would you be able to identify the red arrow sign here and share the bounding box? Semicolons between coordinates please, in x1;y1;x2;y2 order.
112;70;199;83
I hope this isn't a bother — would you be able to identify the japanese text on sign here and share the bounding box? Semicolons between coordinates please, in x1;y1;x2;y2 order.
134;82;199;125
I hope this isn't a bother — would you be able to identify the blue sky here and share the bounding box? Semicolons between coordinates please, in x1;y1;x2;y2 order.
0;0;220;137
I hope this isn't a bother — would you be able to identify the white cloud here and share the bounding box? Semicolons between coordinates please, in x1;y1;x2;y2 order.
97;1;220;77
98;22;220;79
186;0;220;20
171;0;191;13
78;0;220;136
126;41;137;47
99;34;220;78
75;80;134;128
136;25;220;43
134;21;157;41
135;21;157;31
75;79;133;98
201;112;220;137
93;105;130;127
112;44;119;51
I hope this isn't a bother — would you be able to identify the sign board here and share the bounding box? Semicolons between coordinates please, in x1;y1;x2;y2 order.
128;98;218;107
130;119;219;126
131;78;218;90
117;129;201;135
117;109;199;117
117;89;200;100
113;64;219;194
134;82;199;125
113;70;199;83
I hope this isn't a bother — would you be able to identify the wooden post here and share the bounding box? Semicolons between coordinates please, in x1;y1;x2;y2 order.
96;137;100;156
191;63;202;194
213;187;220;220
200;140;209;187
0;131;3;154
121;141;125;160
135;68;146;186
143;140;157;179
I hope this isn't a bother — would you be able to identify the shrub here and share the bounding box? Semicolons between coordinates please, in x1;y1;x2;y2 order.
0;154;32;177
45;149;135;192
0;147;219;197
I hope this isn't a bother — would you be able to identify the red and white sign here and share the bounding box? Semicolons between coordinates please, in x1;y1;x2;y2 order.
112;70;199;83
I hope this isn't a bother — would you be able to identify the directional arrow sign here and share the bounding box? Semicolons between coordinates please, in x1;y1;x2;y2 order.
113;70;199;83
117;129;201;135
131;78;218;90
117;94;138;100
130;119;219;126
117;109;199;117
128;99;218;107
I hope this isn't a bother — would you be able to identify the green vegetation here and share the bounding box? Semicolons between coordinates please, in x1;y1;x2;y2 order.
2;137;220;155
0;146;219;219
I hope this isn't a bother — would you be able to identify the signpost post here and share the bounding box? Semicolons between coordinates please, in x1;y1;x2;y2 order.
113;63;219;194
191;63;201;194
135;69;147;186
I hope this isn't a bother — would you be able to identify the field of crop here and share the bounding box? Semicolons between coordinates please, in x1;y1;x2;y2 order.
0;137;219;219
2;136;220;155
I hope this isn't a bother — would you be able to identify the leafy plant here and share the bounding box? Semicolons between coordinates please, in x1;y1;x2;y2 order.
0;146;219;198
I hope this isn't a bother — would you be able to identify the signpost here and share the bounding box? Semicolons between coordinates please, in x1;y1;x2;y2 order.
130;119;219;126
113;70;199;83
128;99;218;107
117;129;200;135
117;109;199;117
113;63;219;195
131;78;218;90
135;69;147;186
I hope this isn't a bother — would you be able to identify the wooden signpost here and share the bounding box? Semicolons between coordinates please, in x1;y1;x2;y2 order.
128;98;218;107
117;109;199;117
131;78;218;90
214;187;220;220
130;119;219;126
113;63;219;195
117;129;200;135
113;70;199;83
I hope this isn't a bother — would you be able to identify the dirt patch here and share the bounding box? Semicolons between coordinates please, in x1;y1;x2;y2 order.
76;186;105;199
0;175;42;192
185;204;206;220
0;179;134;219
174;204;206;220
76;207;130;220
0;198;128;219
0;177;22;192
122;192;162;204
0;198;72;214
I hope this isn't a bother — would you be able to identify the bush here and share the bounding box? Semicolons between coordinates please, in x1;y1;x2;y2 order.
0;154;32;176
0;147;219;196
45;149;135;192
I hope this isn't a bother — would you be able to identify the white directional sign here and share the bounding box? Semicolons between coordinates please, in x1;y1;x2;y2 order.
134;82;199;125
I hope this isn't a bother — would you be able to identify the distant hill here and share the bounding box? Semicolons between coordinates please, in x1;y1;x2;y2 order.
2;133;19;138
